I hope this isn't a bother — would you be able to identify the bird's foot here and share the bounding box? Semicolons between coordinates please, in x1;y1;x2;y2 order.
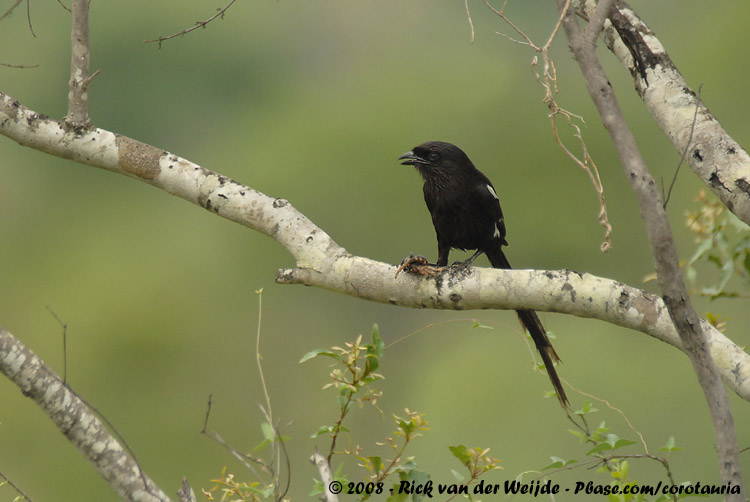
450;258;474;271
395;254;445;278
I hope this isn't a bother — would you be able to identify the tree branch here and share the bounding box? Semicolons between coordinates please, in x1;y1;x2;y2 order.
2;90;749;404
0;327;172;502
310;451;339;502
556;0;743;496
577;0;750;226
66;0;96;126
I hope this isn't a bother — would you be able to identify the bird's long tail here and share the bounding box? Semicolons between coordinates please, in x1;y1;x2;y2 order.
485;247;569;407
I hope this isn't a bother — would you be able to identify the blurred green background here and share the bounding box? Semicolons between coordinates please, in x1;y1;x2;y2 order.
1;1;749;500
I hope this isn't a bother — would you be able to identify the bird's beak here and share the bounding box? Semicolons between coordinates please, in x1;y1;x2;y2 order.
398;151;425;166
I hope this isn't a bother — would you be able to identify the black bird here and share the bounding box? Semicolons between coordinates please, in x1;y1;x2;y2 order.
398;140;569;407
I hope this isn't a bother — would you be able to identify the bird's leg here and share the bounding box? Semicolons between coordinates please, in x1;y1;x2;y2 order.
395;253;445;278
452;249;485;269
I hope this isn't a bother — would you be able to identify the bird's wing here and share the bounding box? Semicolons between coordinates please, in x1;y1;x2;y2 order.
473;181;507;244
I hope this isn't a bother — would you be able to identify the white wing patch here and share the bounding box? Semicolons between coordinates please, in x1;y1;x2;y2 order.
486;184;499;200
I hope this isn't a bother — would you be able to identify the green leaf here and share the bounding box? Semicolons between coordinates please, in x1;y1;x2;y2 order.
449;468;465;482
252;438;270;452
613;438;637;450
369;456;383;475
471;322;494;330
310;425;333;438
370;324;385;356
658;436;683;452
542;456;578;470
586;434;636;454
299;348;339;363
449;445;471;465
575;401;598;416
261;421;275;441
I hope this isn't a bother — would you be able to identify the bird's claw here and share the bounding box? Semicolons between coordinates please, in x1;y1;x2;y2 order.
395;254;445;278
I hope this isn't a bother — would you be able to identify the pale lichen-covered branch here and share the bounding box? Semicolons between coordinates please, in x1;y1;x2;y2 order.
577;0;750;224
0;327;171;502
3;91;747;401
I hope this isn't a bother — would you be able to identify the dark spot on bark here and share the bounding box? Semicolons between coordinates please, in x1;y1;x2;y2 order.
562;282;576;302
693;149;703;162
735;178;750;197
727;146;736;155
449;293;462;304
218;194;228;200
618;290;630;308
709;170;728;192
273;198;288;208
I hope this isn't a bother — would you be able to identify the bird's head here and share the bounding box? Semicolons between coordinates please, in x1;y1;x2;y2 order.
398;141;474;172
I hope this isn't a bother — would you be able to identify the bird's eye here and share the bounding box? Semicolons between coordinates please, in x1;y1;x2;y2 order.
428;152;440;162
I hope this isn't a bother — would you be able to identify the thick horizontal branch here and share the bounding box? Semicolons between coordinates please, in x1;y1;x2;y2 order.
279;261;750;401
0;92;345;272
1;91;748;402
0;327;171;502
577;0;750;224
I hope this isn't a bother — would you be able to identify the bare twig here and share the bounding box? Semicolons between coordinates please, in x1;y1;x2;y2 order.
144;0;237;48
45;306;68;384
0;61;39;69
25;0;34;37
255;289;273;429
201;396;273;478
464;0;475;43
663;84;703;208
0;470;32;501
0;0;22;22
484;0;613;251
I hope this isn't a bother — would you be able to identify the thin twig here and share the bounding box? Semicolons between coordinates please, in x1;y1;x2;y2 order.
0;0;23;22
46;306;68;385
255;289;273;428
275;424;291;502
144;0;237;48
542;0;571;49
561;380;648;453
663;83;703;209
0;61;39;69
0;470;32;501
464;0;475;43
25;0;35;37
201;396;273;479
484;0;612;252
